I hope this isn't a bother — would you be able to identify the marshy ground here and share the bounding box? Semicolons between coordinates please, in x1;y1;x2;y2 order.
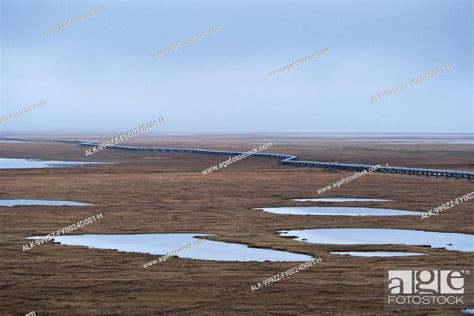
0;135;473;315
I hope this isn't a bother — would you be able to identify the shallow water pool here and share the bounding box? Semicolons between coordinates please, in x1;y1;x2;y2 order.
0;199;91;207
0;158;107;169
257;206;421;216
29;233;314;262
280;228;474;252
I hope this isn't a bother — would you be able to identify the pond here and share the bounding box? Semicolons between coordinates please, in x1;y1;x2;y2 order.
256;206;421;216
280;228;474;252
29;233;314;262
0;200;91;207
293;198;390;202
0;158;108;169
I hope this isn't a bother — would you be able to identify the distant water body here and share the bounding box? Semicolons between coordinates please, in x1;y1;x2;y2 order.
0;158;108;169
0;199;91;207
29;233;313;262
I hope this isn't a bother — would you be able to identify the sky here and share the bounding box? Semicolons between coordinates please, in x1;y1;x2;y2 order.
1;0;473;134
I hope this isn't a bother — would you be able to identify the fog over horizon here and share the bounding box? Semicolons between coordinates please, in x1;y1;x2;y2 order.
1;0;473;134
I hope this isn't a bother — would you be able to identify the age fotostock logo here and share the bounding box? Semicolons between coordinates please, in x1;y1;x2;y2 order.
386;269;472;309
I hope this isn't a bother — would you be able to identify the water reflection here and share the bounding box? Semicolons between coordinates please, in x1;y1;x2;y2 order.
30;233;314;262
280;228;474;252
0;199;91;207
257;206;421;216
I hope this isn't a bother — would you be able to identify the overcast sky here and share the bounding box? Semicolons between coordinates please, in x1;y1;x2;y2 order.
1;0;472;134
